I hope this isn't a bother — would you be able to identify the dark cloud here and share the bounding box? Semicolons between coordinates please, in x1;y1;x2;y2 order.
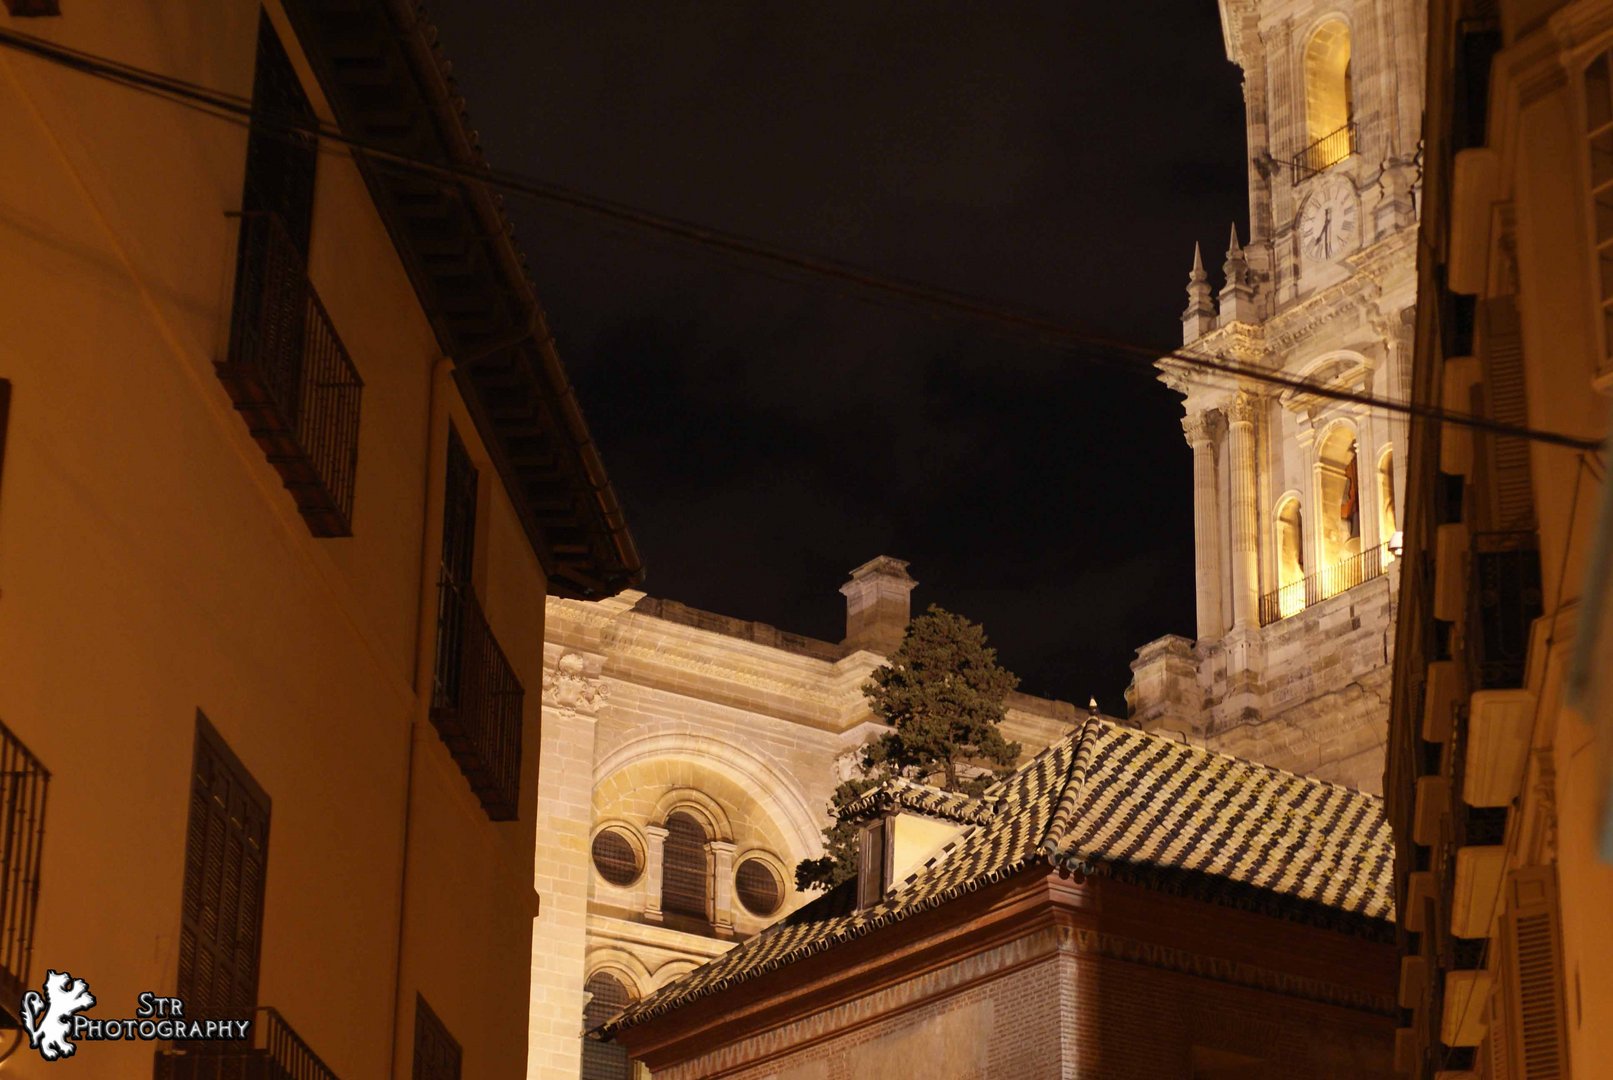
431;1;1247;712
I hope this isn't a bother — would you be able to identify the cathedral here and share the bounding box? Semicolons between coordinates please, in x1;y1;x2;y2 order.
530;558;1074;1080
1127;0;1425;796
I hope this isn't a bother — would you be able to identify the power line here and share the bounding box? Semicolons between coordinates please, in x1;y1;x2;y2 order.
0;23;1600;453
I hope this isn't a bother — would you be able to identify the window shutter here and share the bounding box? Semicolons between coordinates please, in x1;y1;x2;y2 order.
1501;865;1568;1080
582;973;635;1080
1478;298;1536;531
660;813;709;919
178;714;270;1019
1485;981;1510;1080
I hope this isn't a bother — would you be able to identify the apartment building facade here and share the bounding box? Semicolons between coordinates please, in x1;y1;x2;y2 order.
1387;0;1613;1075
0;1;638;1076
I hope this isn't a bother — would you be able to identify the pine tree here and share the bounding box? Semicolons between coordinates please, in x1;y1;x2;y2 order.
795;606;1021;891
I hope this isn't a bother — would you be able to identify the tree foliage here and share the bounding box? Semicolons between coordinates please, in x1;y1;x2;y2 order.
795;606;1021;891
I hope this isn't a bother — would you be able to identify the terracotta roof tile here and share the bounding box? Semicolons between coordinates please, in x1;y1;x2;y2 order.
600;720;1394;1036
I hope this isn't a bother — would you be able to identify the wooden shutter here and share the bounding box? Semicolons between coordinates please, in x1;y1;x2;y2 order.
1486;985;1511;1079
1478;298;1536;531
178;713;270;1018
412;995;462;1080
242;11;317;257
582;973;635;1080
1501;865;1569;1079
432;427;479;711
660;812;709;919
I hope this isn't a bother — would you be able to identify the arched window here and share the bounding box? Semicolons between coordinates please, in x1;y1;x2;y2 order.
581;972;635;1080
1316;425;1362;595
1303;20;1353;169
660;811;709;920
1377;447;1397;552
1275;497;1306;617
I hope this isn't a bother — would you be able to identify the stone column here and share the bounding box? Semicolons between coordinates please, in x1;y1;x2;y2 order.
1227;392;1262;629
709;840;736;937
1183;410;1226;642
642;824;668;924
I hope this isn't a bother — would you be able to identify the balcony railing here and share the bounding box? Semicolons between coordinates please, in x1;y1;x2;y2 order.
0;720;47;1027
1259;542;1389;626
1468;531;1543;690
154;1007;338;1080
431;577;524;820
1291;121;1358;183
219;211;362;537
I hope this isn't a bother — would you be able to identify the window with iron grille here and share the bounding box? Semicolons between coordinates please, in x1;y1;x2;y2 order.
178;713;270;1018
0;718;48;1025
735;857;782;916
591;828;641;887
430;426;524;820
660;812;709;920
581;972;635;1080
412;995;461;1080
219;10;362;537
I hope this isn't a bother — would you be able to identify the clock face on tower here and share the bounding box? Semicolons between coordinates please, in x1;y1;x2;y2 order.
1298;178;1360;263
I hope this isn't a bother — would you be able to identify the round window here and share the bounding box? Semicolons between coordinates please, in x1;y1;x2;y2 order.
735;857;783;916
591;827;642;887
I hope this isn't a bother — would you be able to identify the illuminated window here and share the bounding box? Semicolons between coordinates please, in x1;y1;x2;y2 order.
1302;20;1354;173
1275;497;1306;618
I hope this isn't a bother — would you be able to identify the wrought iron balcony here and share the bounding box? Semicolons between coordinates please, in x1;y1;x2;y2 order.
1291;121;1357;183
431;577;524;820
1467;530;1542;690
0;720;48;1027
153;1007;339;1080
219;211;362;537
1258;542;1389;626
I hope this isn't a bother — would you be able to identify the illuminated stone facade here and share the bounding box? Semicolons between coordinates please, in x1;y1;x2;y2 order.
1127;0;1427;795
527;558;1074;1080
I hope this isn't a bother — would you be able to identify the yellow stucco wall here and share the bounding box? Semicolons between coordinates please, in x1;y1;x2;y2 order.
0;4;549;1076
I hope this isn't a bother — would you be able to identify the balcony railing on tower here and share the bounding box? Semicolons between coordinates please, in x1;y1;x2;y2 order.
1259;542;1389;626
218;211;362;537
153;1006;339;1080
0;720;47;1026
431;577;524;820
1290;121;1358;183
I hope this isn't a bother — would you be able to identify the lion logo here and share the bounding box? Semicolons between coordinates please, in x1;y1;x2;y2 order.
20;970;95;1061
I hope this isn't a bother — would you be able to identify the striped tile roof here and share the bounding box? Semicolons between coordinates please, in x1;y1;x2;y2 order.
838;777;997;826
601;719;1394;1035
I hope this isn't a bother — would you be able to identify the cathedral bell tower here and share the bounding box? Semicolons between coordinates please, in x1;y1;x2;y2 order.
1125;0;1426;795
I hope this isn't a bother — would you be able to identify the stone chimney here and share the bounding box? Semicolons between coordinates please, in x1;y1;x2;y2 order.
840;556;917;655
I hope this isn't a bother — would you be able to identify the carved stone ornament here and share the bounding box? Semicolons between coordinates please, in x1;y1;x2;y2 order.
1227;390;1261;426
542;651;607;717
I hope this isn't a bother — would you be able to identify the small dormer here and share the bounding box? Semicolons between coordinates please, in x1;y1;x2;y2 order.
838;779;993;909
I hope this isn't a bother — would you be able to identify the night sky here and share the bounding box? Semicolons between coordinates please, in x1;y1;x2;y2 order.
432;3;1249;711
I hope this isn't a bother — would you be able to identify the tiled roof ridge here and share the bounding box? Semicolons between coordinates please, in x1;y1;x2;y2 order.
837;777;997;826
1037;717;1102;859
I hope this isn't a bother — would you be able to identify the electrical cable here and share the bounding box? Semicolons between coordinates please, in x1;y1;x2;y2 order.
0;23;1601;452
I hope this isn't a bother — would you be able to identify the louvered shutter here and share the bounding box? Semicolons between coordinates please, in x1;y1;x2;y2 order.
582;973;635;1080
1486;984;1511;1079
1501;865;1568;1080
661;813;709;919
178;714;270;1019
1478;298;1536;530
412;995;462;1080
